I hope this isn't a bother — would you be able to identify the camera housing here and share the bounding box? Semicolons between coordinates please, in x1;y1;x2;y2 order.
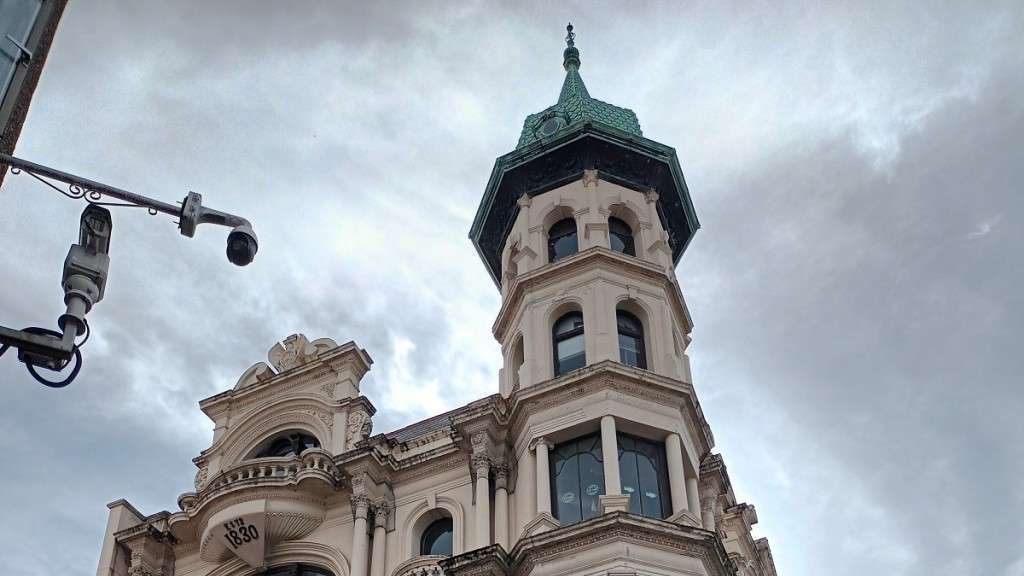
226;224;258;266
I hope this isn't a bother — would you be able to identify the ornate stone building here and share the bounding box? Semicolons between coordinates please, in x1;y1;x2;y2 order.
96;27;777;576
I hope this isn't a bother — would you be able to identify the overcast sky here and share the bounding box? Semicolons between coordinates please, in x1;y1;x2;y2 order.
1;2;1022;575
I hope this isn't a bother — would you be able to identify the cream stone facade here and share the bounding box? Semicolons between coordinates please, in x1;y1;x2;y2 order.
96;27;777;576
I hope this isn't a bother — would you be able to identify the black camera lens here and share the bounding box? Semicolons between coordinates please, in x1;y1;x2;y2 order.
226;229;257;266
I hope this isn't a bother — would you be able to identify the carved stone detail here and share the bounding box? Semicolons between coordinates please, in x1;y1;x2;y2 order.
350;494;372;520
193;467;208;491
347;410;372;445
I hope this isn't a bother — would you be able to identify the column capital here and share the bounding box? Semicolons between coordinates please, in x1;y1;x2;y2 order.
372;502;391;528
350;494;372;520
471;452;492;476
493;463;511;490
529;436;554;452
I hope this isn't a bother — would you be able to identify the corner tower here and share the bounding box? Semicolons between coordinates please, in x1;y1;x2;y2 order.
466;25;777;576
471;25;700;396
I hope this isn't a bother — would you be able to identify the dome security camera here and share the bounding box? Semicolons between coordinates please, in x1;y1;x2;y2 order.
226;224;258;266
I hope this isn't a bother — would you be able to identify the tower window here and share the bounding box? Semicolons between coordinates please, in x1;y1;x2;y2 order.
549;432;672;525
553;311;586;376
548;218;578;262
617;434;671;519
609;217;635;256
252;431;320;458
616;311;647;369
420;517;454;556
550;433;604;524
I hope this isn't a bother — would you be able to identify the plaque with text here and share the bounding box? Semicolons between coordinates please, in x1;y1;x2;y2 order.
210;512;266;568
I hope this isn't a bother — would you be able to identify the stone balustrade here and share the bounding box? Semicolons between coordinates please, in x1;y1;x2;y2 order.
179;449;340;512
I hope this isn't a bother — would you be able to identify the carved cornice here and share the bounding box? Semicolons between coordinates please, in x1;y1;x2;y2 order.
492;246;693;342
508;512;732;576
508;362;712;458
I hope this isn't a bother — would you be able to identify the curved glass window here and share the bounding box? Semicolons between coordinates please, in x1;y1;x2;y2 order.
254;432;320;458
264;564;335;576
553;312;586;376
618;434;670;519
548;218;578;262
420;517;454;556
550;433;604;524
609;217;635;256
616;311;647;369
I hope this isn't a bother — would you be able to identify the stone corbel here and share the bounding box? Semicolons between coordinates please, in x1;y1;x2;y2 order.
122;527;175;576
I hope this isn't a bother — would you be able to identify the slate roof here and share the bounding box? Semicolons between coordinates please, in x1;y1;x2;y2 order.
516;31;642;149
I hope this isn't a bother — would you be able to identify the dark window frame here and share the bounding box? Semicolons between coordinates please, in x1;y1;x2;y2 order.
547;217;579;263
552;311;586;376
419;517;454;556
548;431;673;525
616;310;647;369
253;431;321;458
617;433;671;519
549;432;604;524
608;216;636;256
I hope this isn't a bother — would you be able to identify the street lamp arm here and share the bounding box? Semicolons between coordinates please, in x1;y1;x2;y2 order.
0;152;181;216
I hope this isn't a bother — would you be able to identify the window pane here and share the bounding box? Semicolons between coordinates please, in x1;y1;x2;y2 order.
635;449;663;518
618;333;641;367
578;435;604;520
617;436;642;514
552;440;582;524
554;313;583;336
551;233;578;261
557;333;586;373
420;518;453;556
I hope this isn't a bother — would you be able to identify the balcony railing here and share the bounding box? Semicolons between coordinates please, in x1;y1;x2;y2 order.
180;449;340;512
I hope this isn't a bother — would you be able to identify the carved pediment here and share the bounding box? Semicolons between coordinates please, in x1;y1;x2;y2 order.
268;334;338;373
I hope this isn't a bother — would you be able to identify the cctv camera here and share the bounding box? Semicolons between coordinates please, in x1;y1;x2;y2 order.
226;224;258;266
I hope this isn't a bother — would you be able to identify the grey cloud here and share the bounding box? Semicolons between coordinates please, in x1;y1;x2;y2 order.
1;2;1021;576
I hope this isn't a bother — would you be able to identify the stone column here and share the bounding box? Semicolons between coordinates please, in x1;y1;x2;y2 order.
473;453;492;549
701;496;717;532
598;415;630;513
686;476;700;519
515;448;536;538
665;433;688;515
349;496;371;576
600;416;621;495
494;464;510;550
369;503;389;576
533;438;553;515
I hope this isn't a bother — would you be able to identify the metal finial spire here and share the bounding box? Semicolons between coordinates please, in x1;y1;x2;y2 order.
563;23;580;70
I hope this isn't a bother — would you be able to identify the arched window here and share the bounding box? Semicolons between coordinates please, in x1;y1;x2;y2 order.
548;218;578;262
550;433;604;524
252;431;320;458
553;312;585;376
617;434;671;519
264;564;335;576
420;517;454;556
616;311;646;369
609;217;635;256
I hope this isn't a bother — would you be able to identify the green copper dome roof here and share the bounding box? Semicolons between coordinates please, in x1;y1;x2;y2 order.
516;24;642;149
